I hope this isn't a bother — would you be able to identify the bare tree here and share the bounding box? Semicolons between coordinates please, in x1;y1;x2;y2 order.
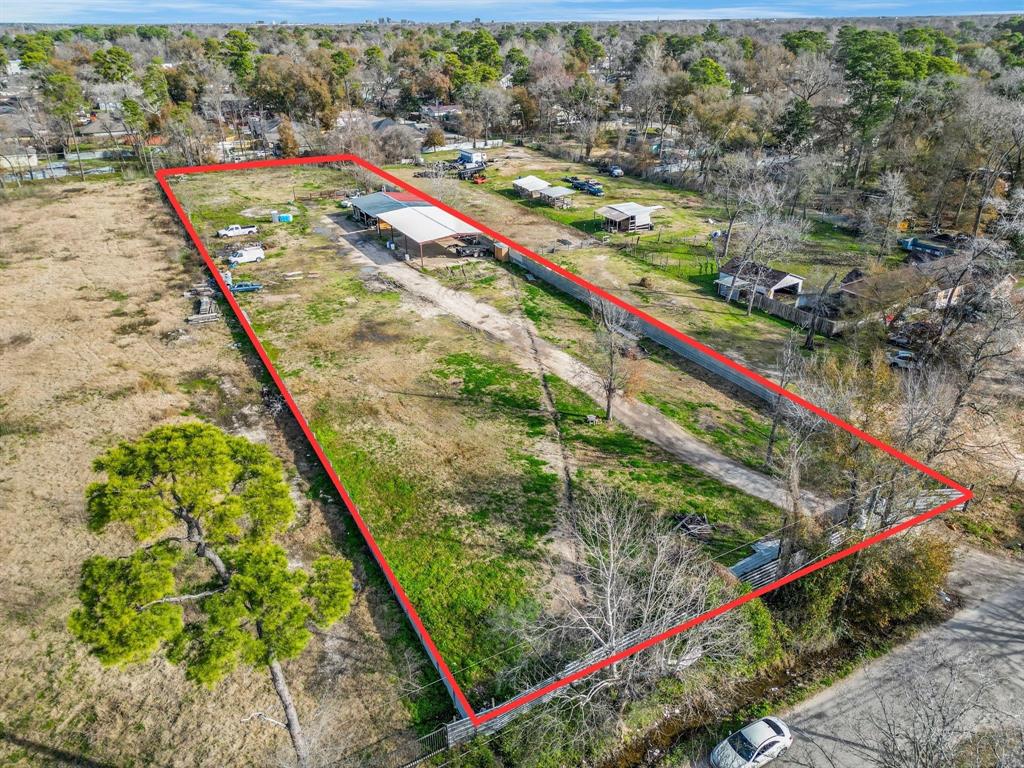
506;485;754;742
859;170;912;262
928;293;1024;463
590;297;640;422
788;655;1023;768
376;124;421;163
786;52;841;105
712;154;757;268
723;182;807;315
865;657;1018;768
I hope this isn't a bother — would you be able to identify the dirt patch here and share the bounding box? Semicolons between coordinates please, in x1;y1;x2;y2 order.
0;180;420;767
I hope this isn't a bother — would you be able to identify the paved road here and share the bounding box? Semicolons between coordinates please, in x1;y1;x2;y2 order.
778;547;1024;767
324;215;835;516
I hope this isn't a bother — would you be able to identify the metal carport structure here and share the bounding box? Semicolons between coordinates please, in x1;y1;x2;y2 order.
376;205;483;260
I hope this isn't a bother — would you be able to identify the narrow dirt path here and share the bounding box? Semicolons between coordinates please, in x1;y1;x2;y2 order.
324;216;834;515
505;267;575;506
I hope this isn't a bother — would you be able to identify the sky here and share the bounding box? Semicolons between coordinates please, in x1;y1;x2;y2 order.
2;0;1020;25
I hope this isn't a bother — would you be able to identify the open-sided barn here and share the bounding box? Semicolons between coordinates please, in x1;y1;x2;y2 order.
538;185;576;209
595;202;664;232
512;175;551;199
376;205;482;260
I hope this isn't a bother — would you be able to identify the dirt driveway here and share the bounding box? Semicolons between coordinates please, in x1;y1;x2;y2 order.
322;213;834;516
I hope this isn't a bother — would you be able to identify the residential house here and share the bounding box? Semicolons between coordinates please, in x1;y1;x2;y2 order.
836;258;973;314
0;141;38;170
421;104;461;122
77;114;130;140
715;257;805;301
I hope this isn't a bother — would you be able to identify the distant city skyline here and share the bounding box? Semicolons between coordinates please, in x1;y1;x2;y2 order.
3;0;1021;25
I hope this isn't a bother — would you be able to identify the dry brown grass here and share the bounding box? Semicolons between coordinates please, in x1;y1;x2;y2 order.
0;179;420;767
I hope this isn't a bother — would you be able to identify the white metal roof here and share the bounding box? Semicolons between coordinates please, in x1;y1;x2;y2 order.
596;202;664;220
540;186;576;199
376;205;481;244
714;275;751;289
512;175;551;192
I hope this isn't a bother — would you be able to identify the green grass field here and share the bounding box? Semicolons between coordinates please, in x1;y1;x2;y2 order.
175;165;793;708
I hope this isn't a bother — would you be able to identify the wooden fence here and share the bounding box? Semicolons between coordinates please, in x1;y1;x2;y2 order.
621;234;852;338
744;292;848;337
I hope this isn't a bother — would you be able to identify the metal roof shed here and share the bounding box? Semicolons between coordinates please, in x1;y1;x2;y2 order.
717;257;805;299
512;175;551;198
350;191;430;222
539;185;576;208
376;206;481;260
595;202;663;232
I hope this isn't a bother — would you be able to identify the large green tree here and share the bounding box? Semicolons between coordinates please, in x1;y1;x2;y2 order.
222;29;257;82
41;67;87;180
782;29;829;56
837;27;926;181
69;424;354;768
13;32;54;69
92;45;134;83
140;58;170;111
688;56;730;89
571;27;605;65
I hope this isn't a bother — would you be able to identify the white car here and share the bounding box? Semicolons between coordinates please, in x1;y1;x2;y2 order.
217;223;259;238
885;348;921;370
710;717;793;768
227;246;266;266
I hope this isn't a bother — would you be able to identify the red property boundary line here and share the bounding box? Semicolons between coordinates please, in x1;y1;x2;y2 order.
156;154;971;728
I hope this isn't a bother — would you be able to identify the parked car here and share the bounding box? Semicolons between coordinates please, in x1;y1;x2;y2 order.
217;223;259;238
457;161;487;180
227;245;266;266
230;281;264;293
608;165;624;177
885;348;921;370
454;242;490;257
710;717;793;768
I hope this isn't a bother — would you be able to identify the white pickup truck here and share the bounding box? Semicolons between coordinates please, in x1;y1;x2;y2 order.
227;246;266;266
217;223;259;238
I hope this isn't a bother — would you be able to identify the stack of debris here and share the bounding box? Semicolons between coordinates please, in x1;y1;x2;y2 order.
672;513;713;541
187;296;220;325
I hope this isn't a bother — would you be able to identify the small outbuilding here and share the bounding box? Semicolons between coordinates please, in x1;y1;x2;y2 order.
458;149;486;165
539;185;576;209
512;175;551;199
595;202;663;233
